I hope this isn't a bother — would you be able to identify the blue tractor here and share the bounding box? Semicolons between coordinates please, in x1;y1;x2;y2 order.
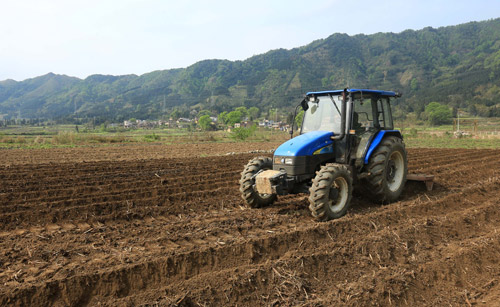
240;88;408;221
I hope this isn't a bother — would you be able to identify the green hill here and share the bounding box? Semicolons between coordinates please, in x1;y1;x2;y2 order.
1;18;500;122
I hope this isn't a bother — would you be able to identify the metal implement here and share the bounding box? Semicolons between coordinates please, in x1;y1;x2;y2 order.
407;174;435;191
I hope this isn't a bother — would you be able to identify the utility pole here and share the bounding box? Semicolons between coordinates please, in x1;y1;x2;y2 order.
163;95;166;118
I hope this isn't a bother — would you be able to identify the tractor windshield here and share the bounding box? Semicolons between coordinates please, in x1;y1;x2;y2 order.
301;95;343;134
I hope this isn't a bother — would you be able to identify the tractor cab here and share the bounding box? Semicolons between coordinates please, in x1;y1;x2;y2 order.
240;88;407;221
301;88;400;137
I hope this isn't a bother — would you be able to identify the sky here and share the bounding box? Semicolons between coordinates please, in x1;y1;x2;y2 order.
1;0;500;81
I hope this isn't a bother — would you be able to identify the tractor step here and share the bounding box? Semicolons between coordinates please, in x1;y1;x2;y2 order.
407;174;435;191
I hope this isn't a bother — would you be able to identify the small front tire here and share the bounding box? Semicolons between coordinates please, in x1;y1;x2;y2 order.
309;163;353;221
239;157;277;208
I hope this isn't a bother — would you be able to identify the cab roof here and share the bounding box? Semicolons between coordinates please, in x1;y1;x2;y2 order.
306;89;401;97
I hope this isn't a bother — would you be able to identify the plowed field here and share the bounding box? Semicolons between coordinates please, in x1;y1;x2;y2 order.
1;145;499;306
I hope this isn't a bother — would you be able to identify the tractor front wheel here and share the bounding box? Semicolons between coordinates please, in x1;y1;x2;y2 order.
309;163;353;221
239;157;277;208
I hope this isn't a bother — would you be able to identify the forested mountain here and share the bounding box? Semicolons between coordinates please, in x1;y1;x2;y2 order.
1;18;500;122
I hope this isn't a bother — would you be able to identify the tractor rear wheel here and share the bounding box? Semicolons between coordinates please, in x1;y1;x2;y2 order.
239;157;277;208
309;163;353;221
362;136;407;203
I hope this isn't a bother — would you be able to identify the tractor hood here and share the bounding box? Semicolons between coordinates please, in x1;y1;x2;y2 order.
274;131;334;157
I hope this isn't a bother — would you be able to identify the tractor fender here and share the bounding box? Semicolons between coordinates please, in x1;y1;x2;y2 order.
364;130;402;164
274;131;334;157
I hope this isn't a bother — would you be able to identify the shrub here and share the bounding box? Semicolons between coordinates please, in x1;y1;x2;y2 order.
143;133;160;142
424;102;453;125
202;132;217;142
230;125;256;141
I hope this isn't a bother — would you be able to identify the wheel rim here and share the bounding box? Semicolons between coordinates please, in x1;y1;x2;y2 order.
387;151;404;192
329;177;348;213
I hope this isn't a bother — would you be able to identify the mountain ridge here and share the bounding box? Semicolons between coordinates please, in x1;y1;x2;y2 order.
1;18;500;121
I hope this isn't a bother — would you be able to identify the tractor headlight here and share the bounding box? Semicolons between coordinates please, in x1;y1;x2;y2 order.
274;157;294;165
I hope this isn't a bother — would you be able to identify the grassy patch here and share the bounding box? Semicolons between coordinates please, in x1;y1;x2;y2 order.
404;134;500;149
143;133;160;142
0;131;135;148
4;124;496;150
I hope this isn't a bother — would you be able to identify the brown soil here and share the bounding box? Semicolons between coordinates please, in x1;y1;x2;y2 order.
0;141;282;166
0;145;499;306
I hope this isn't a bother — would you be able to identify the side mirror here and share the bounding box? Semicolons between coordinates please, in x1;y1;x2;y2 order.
301;99;309;111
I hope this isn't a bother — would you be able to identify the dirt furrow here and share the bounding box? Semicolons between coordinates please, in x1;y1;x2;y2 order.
0;175;240;214
2;181;499;306
1;147;499;306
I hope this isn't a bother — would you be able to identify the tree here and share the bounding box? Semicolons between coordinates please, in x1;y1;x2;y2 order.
424;102;452;125
235;107;248;120
410;78;419;91
218;111;228;124
198;110;212;117
226;111;242;126
295;110;304;128
198;115;212;131
392;106;407;121
248;107;259;120
468;104;478;116
169;109;180;120
269;108;277;121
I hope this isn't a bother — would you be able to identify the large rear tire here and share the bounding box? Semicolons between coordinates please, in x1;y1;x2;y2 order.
309;163;353;221
362;136;408;203
239;157;277;208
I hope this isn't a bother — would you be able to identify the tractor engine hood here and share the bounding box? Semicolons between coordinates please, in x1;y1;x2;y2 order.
274;131;334;157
